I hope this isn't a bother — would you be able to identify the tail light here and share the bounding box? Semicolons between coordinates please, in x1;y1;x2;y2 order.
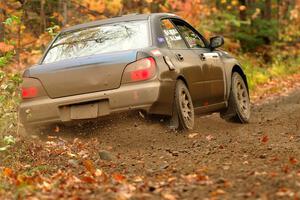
22;87;38;99
122;57;156;83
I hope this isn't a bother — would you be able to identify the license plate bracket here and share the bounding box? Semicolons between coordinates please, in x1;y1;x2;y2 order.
70;102;98;119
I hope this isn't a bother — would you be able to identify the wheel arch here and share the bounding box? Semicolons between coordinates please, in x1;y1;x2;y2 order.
147;74;189;117
232;65;249;91
176;75;189;89
225;64;249;101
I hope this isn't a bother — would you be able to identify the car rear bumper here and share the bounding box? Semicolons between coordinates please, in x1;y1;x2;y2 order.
19;81;161;126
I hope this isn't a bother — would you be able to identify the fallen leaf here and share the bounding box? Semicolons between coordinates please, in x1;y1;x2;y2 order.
113;173;125;182
276;188;294;197
188;133;198;139
162;192;177;200
81;176;96;183
206;135;214;141
269;172;278;177
83;160;96;175
78;150;89;158
0;146;9;152
3;168;14;178
211;189;226;196
133;176;143;183
261;135;269;143
223;166;230;170
168;177;177;183
95;169;103;177
67;152;77;158
37;181;52;191
289;157;298;165
282;165;290;174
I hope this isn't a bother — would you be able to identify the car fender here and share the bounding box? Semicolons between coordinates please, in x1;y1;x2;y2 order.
223;58;248;101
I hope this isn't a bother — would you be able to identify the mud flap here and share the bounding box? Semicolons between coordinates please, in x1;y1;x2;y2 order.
169;101;179;130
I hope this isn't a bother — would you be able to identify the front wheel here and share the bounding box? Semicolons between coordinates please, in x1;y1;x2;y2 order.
171;80;195;130
221;72;251;123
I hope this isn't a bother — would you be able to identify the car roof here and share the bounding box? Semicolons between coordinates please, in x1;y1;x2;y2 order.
61;13;179;33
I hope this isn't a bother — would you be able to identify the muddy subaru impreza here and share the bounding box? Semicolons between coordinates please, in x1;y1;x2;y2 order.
20;13;251;131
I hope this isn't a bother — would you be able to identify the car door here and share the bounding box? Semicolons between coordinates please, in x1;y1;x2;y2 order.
170;19;226;105
160;19;209;108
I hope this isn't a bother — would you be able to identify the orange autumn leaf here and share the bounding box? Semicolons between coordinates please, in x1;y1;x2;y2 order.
289;157;298;165
83;159;96;175
0;42;14;53
3;168;14;177
269;171;278;177
282;165;290;174
261;135;269;143
52;12;64;22
81;176;96;183
211;189;226;196
80;0;105;13
162;192;177;200
112;173;125;182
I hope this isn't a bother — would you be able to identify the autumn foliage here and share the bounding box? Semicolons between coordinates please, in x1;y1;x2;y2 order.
0;0;299;69
0;1;300;199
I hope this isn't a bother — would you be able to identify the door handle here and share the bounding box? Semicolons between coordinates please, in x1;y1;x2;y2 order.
176;53;184;61
200;53;219;60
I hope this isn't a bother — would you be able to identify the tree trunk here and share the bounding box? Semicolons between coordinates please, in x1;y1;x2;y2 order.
62;0;68;26
40;0;46;33
0;8;5;42
150;0;160;13
17;23;21;66
239;0;247;20
215;0;220;9
264;0;272;20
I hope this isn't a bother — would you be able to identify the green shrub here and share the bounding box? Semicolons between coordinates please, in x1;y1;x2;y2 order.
234;19;279;51
0;54;22;136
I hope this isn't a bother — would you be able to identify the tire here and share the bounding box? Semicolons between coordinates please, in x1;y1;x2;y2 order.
23;124;42;135
171;80;194;130
23;124;52;135
221;72;251;123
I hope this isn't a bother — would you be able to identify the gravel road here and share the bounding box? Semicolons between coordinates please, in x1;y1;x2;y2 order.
40;88;300;199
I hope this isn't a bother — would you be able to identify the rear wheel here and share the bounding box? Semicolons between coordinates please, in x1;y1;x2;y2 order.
23;124;43;135
171;80;194;130
221;72;250;123
23;124;56;135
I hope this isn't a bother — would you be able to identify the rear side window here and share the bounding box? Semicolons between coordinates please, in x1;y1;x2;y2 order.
43;20;150;64
160;19;187;49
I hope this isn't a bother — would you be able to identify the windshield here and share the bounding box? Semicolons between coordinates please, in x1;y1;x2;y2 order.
42;20;150;64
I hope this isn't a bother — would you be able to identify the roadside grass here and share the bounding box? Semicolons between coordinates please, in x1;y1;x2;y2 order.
239;53;300;91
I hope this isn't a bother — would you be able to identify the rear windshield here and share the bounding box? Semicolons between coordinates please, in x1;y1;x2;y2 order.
43;20;150;64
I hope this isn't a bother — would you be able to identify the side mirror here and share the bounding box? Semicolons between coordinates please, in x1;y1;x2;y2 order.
209;36;224;50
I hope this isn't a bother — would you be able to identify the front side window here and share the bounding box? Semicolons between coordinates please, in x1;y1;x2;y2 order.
43;20;150;64
160;19;187;49
172;20;206;48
